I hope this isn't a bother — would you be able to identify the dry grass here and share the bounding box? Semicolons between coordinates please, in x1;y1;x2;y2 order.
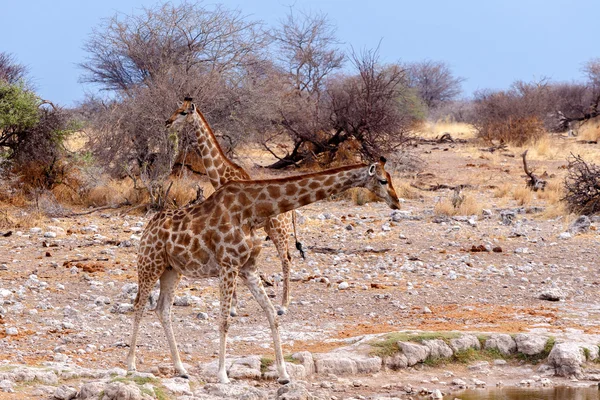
394;181;420;200
512;185;533;206
0;207;46;230
166;177;214;207
493;183;512;198
84;178;146;207
577;117;600;142
416;121;477;140
434;193;483;216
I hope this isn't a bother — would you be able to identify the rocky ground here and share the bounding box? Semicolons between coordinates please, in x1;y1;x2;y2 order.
1;140;600;399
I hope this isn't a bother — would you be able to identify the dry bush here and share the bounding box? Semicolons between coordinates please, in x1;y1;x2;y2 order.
477;117;545;146
434;193;482;216
578;117;600;142
493;182;512;198
564;154;600;215
84;178;146;207
394;181;420;200
512;185;533;206
537;179;563;204
416;120;477;140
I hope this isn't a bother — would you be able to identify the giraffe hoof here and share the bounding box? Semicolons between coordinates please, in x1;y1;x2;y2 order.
277;308;287;316
178;373;190;380
278;377;291;385
229;310;237;317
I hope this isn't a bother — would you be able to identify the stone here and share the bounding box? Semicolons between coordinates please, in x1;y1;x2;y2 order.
539;288;566;301
384;353;408;370
500;210;516;225
449;334;481;353
110;303;134;314
101;382;142;400
431;388;443;399
514;334;548;355
548;342;585;378
79;382;106;400
423;339;453;359
44;231;57;238
292;351;315;375
569;215;591;235
228;356;262;380
397;342;430;366
338;282;349;290
203;383;268;399
53;385;78;400
558;232;571;240
197;312;209;320
314;354;357;375
484;334;517;355
5;327;18;336
161;377;192;395
0;380;14;393
276;382;316;400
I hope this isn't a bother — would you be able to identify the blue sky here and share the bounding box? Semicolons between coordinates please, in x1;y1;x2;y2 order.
1;0;598;107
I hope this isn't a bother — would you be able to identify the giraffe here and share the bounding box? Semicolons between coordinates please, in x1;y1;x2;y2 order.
165;98;302;316
126;159;401;384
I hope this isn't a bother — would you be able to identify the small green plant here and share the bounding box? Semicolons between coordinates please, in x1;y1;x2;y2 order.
260;357;274;374
153;386;170;400
284;354;300;364
113;376;159;386
369;331;461;358
583;347;591;361
452;348;480;364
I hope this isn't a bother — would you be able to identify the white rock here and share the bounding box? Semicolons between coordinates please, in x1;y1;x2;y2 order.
5;327;18;336
338;282;349;290
53;384;78;400
558;232;571;240
43;231;57;238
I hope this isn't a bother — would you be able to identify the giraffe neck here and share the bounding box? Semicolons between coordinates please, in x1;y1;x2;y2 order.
192;109;248;188
225;164;369;225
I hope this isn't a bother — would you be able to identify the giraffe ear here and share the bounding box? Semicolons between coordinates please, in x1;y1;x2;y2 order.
191;103;196;111
368;164;377;176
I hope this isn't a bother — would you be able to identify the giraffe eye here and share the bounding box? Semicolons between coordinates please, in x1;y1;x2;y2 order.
180;111;188;116
378;179;388;185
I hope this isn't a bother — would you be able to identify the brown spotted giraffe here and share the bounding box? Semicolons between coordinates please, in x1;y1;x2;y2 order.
126;159;400;384
166;98;302;316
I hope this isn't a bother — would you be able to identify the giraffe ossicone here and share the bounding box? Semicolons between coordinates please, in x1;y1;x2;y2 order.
126;159;400;384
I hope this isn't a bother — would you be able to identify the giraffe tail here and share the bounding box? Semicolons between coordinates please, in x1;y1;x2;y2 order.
292;211;305;259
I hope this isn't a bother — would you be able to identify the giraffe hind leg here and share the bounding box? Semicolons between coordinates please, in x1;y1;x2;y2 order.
126;258;163;373
266;222;292;316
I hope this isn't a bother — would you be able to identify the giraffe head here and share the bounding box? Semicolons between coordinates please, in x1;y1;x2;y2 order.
364;156;401;210
165;97;196;129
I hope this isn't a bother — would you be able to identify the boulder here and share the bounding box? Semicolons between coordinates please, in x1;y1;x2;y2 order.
101;382;142;400
53;385;78;400
514;334;548;355
450;334;481;353
277;382;319;400
397;342;430;366
547;342;585;378
423;339;453;359
484;334;517;355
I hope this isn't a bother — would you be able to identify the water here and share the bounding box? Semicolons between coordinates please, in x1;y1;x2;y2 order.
449;386;600;399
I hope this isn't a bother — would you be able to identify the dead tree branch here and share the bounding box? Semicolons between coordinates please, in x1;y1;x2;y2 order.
522;150;546;191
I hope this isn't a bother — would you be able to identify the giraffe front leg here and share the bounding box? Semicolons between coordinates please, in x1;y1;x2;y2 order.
218;268;238;384
230;288;238;317
155;268;188;378
240;267;290;384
